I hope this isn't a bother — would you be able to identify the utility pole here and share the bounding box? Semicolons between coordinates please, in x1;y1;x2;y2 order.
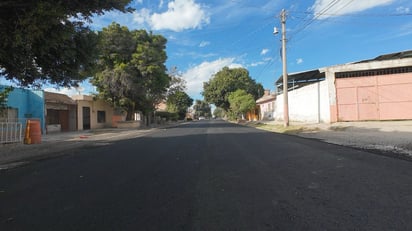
280;9;289;127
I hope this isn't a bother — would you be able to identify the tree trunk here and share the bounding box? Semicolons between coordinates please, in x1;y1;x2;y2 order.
125;103;135;121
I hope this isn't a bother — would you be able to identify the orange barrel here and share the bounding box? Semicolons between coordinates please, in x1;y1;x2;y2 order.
28;119;42;144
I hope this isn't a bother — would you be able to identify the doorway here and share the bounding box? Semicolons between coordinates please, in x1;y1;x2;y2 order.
82;107;91;130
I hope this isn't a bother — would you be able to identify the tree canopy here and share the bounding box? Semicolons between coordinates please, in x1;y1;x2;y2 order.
228;89;256;120
166;67;187;97
91;23;169;119
0;86;13;112
213;107;226;119
202;67;264;111
166;91;193;120
193;100;212;118
165;69;192;120
0;0;132;87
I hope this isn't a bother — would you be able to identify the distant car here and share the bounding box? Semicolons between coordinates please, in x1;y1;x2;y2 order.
198;116;206;120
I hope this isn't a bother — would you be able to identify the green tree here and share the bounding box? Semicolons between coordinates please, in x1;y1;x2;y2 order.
0;0;132;87
228;89;256;120
91;24;137;119
92;23;169;121
167;67;187;97
202;67;264;111
213;107;226;118
166;91;193;120
0;86;13;113
193;100;211;118
132;30;170;119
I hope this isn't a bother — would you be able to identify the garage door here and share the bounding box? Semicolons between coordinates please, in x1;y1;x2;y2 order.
336;73;412;121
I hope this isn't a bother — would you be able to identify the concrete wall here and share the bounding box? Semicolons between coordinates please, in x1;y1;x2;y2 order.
1;86;46;133
275;80;330;123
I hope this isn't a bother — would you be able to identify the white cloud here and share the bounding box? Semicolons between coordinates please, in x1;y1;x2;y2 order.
398;22;412;37
260;49;269;55
396;6;410;14
159;0;164;8
199;41;210;47
148;0;210;32
296;58;303;64
133;8;151;25
44;86;85;96
311;0;394;19
92;0;210;32
250;61;265;67
43;80;97;96
182;58;242;97
90;10;136;30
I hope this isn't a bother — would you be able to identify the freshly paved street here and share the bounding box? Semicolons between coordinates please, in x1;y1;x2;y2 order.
1;120;412;230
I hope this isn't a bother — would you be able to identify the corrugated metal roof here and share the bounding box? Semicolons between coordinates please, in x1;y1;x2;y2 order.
355;50;412;63
275;69;325;88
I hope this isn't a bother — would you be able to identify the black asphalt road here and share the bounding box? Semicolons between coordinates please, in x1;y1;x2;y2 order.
1;120;412;230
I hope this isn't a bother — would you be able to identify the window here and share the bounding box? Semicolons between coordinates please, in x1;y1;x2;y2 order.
335;66;412;78
97;111;106;123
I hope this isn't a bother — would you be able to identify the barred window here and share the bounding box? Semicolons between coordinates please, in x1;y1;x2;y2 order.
97;111;106;123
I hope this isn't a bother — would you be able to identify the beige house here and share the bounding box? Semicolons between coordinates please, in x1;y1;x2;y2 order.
72;95;114;130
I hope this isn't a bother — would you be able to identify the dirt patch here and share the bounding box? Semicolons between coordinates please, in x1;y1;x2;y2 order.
328;126;349;131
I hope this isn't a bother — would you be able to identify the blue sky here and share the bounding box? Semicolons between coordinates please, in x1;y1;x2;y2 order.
5;0;412;101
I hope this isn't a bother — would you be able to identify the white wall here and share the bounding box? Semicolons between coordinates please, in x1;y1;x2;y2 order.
275;80;330;123
258;101;275;120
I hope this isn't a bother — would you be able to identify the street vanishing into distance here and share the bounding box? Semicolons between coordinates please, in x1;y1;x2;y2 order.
1;120;412;230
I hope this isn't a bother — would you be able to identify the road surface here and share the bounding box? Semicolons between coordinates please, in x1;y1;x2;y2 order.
1;120;411;230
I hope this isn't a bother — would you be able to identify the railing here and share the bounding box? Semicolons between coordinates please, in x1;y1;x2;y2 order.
0;122;23;144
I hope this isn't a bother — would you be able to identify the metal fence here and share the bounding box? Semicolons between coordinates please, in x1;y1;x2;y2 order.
0;122;23;144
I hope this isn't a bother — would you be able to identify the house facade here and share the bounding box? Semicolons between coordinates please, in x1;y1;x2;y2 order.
0;85;46;132
72;95;114;130
275;50;412;123
256;90;276;120
45;92;77;132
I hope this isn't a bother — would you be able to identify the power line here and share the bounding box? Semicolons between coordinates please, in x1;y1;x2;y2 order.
297;11;412;17
288;0;343;41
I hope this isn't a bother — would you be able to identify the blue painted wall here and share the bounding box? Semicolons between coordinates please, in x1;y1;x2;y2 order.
0;85;46;133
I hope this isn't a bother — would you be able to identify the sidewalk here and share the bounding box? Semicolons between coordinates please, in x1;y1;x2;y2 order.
0;127;161;169
255;120;412;160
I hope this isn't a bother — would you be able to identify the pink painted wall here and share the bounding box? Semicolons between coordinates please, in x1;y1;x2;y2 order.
336;73;412;121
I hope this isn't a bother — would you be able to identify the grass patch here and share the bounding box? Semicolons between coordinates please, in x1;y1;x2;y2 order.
250;122;319;134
